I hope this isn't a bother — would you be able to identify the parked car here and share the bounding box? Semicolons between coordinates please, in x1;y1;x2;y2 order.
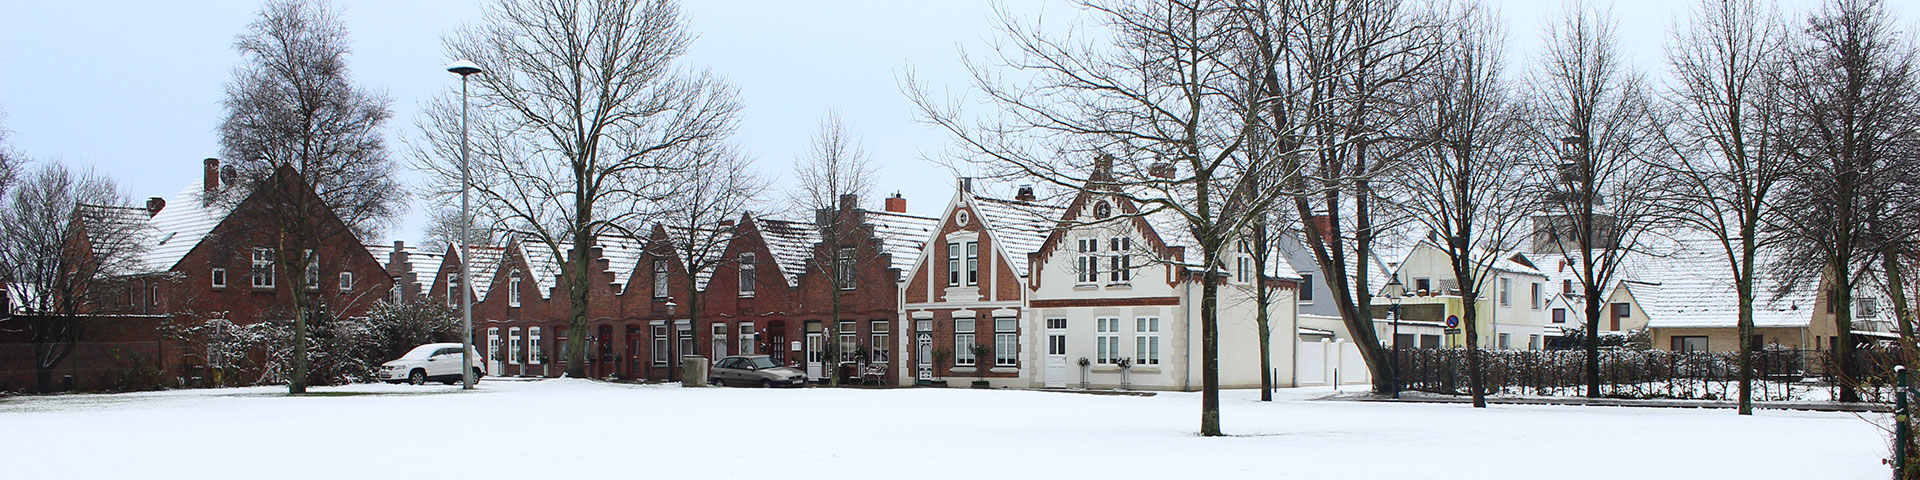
709;355;806;387
379;343;486;385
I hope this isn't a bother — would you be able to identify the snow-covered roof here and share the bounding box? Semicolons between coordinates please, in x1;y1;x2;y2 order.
972;195;1063;277
865;209;939;274
506;234;648;298
757;217;820;286
134;180;234;273
365;242;446;296
1626;235;1813;329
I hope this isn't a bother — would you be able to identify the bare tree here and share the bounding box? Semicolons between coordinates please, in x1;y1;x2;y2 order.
1654;0;1789;415
791;110;874;388
420;0;740;376
1522;3;1666;399
660;141;761;380
1247;0;1439;395
910;0;1302;436
219;0;402;394
0;163;143;392
1769;0;1920;403
1388;0;1524;408
421;205;499;254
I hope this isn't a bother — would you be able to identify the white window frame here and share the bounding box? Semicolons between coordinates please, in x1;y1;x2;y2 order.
1234;240;1252;284
1108;237;1132;284
446;273;462;308
1135;316;1159;366
947;242;962;287
1076;238;1100;284
1300;273;1314;302
1499;277;1511;307
652;325;670;365
653;260;669;298
211;267;227;289
1498;332;1511;350
1531;282;1542;309
954;317;976;366
837;247;857;290
739;254;756;297
1096;317;1121;365
508;270;522;308
965;241;979;286
870;320;890;363
507;327;522;365
251;247;274;288
838;320;857;363
739;322;756;355
487;327;500;364
994;317;1016;367
304;249;319;289
712;323;729;358
528;327;542;365
338;271;353;292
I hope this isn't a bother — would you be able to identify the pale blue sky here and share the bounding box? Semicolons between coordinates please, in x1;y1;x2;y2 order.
2;1;1912;244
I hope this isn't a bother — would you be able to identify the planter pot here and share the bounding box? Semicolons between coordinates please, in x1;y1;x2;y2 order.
924;380;949;387
970;380;991;389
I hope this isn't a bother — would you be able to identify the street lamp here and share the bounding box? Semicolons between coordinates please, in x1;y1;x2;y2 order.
1383;276;1407;398
448;59;482;390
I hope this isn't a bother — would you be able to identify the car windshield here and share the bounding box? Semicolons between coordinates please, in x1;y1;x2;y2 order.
746;357;780;369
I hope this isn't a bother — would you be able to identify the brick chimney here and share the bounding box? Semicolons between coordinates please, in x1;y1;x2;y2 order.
203;158;220;193
718;219;737;228
1307;211;1333;245
1015;185;1036;202
885;192;907;213
1149;162;1175;179
1091;154;1114;182
145;197;166;217
959;177;973;193
839;193;858;210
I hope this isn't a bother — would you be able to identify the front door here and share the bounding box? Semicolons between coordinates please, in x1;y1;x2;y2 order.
804;322;825;380
1045;318;1067;388
916;332;933;381
486;329;502;376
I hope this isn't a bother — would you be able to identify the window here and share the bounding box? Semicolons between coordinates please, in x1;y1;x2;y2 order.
837;247;856;290
1553;308;1566;324
838;321;856;363
251;247;274;288
211;268;227;288
1076;238;1100;284
528;327;542;365
711;323;728;358
338;271;353;292
1611;302;1630;330
508;270;522;307
1046;318;1067;356
1499;278;1511;307
1497;333;1511;350
1096;317;1121;365
1109;237;1132;283
556;328;570;364
739;254;756;296
1414;277;1430;294
1530;282;1542;309
1528;334;1540;350
954;318;976;366
739;322;756;355
652;325;669;365
303;249;318;289
446;274;462;307
653;261;669;298
677;324;694;362
1135;317;1159;365
1673;336;1708;353
1299;274;1313;301
965;242;979;286
1563;279;1574;295
1859;298;1880;318
487;328;500;364
947;242;961;287
1234;240;1253;284
389;284;402;304
871;321;890;363
508;328;522;365
994;317;1017;367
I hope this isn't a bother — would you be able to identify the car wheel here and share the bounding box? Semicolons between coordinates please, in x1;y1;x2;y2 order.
408;369;427;385
709;378;724;387
760;379;773;388
472;368;485;382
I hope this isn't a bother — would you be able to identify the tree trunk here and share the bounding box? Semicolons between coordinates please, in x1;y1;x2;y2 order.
1833;258;1859;403
1254;222;1274;402
566;226;591;379
288;240;309;394
1200;269;1222;436
1584;281;1602;399
1737;233;1757;415
1461;277;1486;408
1883;245;1914;356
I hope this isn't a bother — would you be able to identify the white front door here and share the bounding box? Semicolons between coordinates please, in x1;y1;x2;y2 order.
486;330;502;376
1044;318;1067;388
916;332;933;381
805;332;825;380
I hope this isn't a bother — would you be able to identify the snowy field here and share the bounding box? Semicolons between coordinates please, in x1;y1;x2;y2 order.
0;379;1889;480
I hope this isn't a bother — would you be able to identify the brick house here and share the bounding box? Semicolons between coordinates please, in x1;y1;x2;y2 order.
0;158;394;390
900;181;1060;386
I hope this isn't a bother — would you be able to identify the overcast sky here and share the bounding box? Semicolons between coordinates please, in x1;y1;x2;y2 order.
3;0;1915;245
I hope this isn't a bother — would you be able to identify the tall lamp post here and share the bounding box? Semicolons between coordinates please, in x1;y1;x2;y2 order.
1383;276;1407;398
448;59;483;390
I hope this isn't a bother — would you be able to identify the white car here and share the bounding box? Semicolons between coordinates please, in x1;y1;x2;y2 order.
379;343;487;385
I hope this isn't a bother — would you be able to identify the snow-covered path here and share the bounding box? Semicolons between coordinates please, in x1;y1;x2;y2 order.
0;380;1887;479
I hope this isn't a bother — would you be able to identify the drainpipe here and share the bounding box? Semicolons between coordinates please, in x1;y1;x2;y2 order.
1182;272;1193;392
1291;278;1301;388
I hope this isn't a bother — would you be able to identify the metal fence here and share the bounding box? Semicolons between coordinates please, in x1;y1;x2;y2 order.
1393;346;1903;402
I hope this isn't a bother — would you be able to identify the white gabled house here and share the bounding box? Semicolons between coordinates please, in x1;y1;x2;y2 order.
1378;238;1554;351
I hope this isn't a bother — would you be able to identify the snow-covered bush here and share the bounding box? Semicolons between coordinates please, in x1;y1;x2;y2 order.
161;299;461;388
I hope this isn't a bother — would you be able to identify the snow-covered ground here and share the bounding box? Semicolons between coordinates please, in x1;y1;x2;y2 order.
0;380;1888;479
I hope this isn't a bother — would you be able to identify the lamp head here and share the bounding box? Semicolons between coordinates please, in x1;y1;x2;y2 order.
447;60;483;76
